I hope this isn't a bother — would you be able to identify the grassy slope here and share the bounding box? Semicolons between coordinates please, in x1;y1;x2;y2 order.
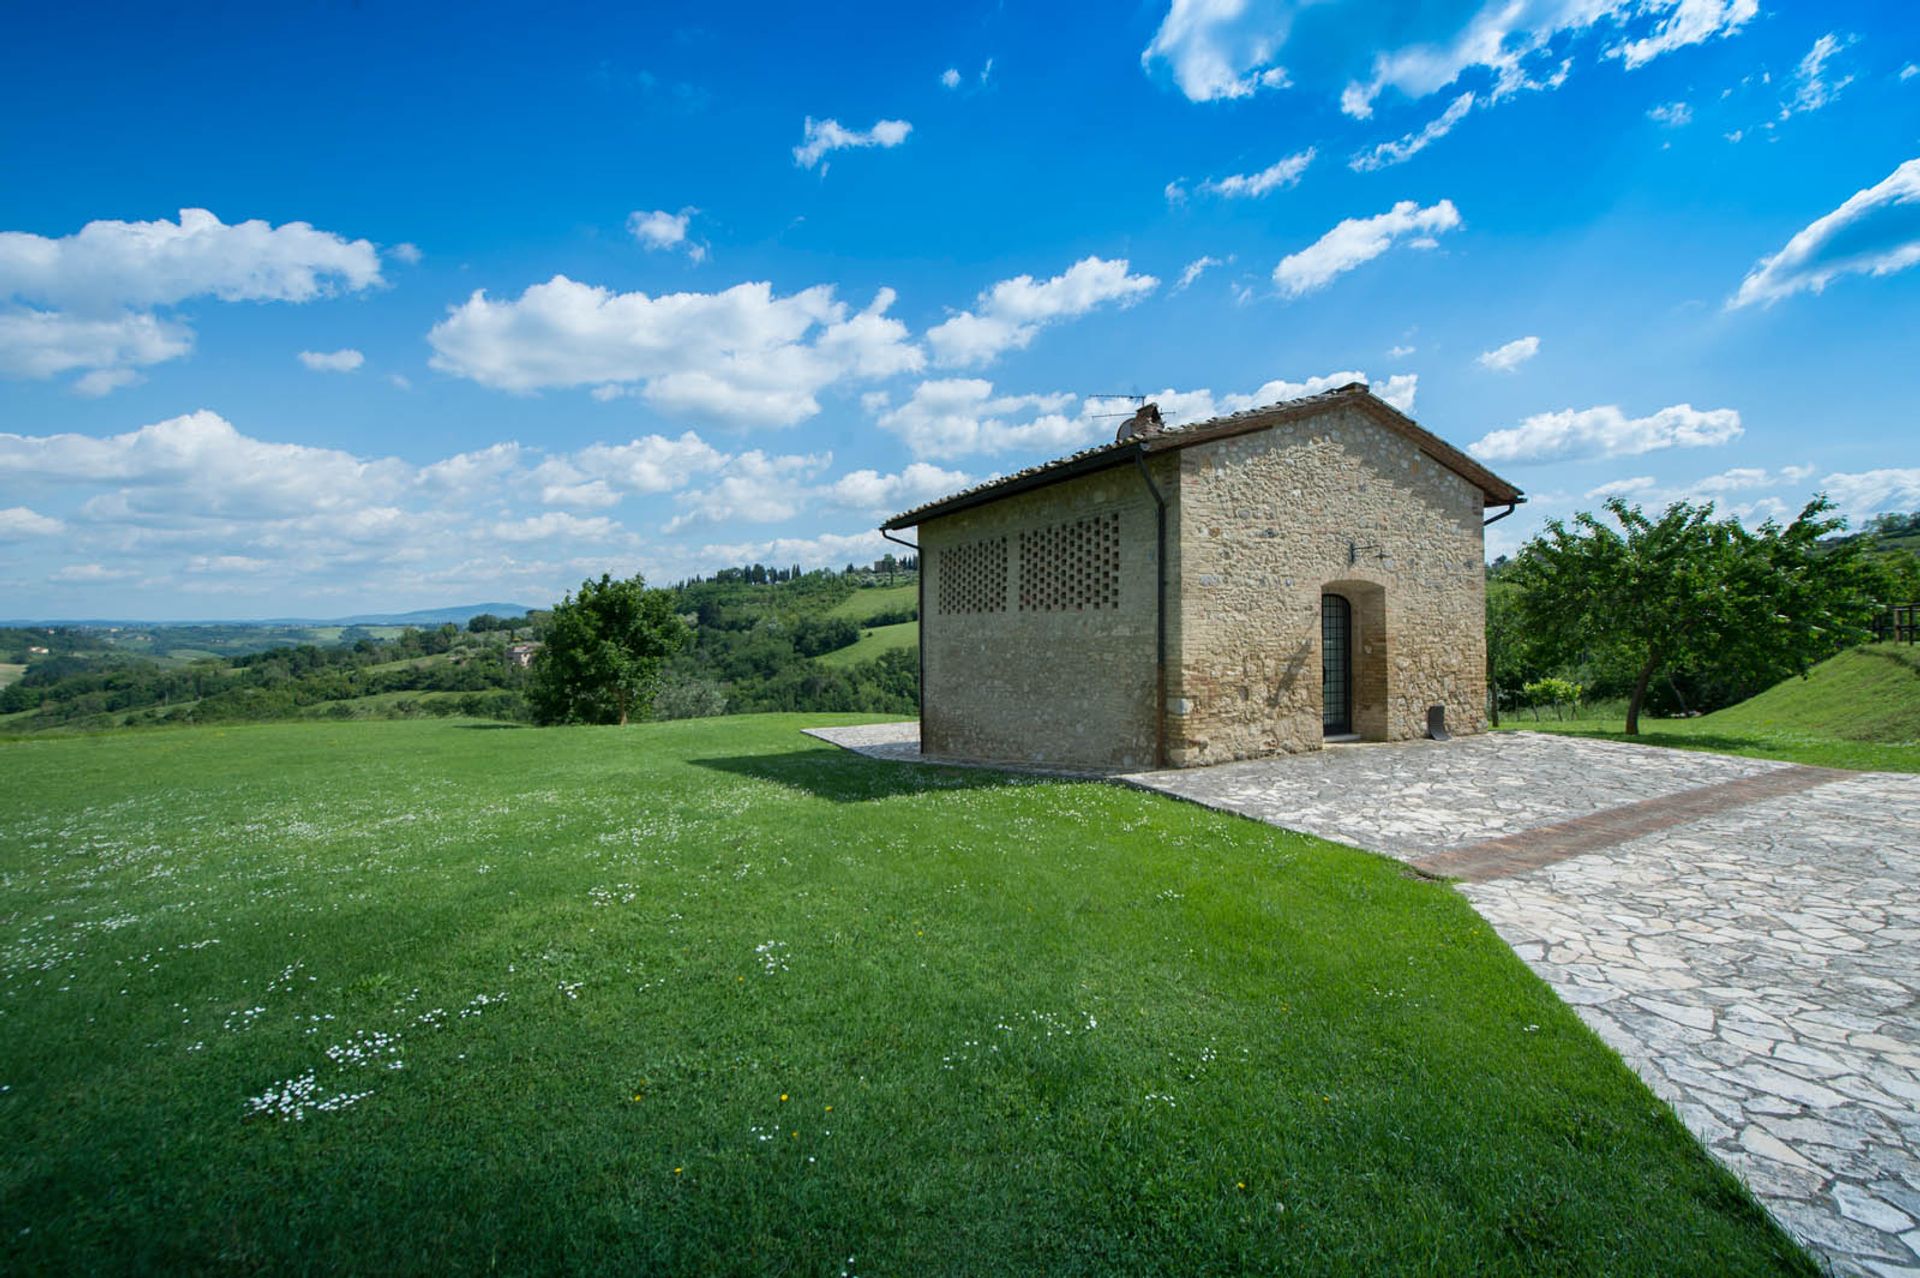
825;583;916;622
1708;644;1920;742
0;716;1806;1274
1504;643;1920;772
0;662;22;688
817;620;918;668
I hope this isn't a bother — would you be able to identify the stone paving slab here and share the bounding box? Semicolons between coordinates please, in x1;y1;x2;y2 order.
1464;774;1920;1277
801;721;1920;1274
1121;731;1791;860
1411;763;1848;882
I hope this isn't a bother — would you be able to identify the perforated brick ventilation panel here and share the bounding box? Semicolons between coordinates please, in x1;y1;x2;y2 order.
938;537;1009;614
1018;512;1121;612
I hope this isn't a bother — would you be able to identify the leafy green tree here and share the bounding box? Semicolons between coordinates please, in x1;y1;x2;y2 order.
528;574;691;726
1511;496;1878;734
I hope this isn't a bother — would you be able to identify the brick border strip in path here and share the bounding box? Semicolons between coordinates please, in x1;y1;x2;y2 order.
1410;763;1848;883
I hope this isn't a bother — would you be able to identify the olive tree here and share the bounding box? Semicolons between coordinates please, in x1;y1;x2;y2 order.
527;573;691;726
1510;496;1878;734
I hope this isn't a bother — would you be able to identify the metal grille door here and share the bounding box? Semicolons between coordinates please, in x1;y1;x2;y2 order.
1322;594;1352;735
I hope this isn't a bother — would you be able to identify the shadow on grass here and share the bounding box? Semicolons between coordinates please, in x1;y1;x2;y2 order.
692;745;1048;802
453;722;528;731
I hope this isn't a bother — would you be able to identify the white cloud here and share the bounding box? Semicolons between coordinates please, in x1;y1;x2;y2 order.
1730;158;1920;309
51;563;137;583
825;462;972;515
0;308;190;382
491;512;621;543
0;208;381;311
874;379;1087;459
1476;335;1540;372
1611;0;1758;70
426;276;922;426
1469;402;1742;463
2;408;948;611
0;208;381;392
1587;464;1817;504
1144;0;1751;116
561;432;730;495
1350;92;1474;171
1779;33;1855;120
628;208;706;262
793;117;912;169
1901;63;1918;83
1585;475;1656;500
1819;468;1920;528
1273;199;1462;297
0;411;411;520
185;554;272;574
699;528;893;571
1199;148;1315;197
1647;100;1692;126
1175;255;1223;290
72;368;146;398
662;449;830;533
389;242;422;265
1141;0;1297;101
0;506;63;538
941;67;961;89
1388;343;1416;357
299;348;364;373
926;256;1159;367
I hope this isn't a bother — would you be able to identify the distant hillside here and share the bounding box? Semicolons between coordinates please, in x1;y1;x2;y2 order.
1706;643;1920;743
0;603;536;628
327;603;536;626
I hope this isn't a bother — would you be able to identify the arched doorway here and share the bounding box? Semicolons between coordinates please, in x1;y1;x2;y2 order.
1321;592;1352;737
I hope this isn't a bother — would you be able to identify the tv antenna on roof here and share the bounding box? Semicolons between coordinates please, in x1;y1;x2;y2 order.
1085;391;1148;419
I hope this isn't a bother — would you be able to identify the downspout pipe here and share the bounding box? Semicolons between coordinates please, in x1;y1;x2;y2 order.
1132;449;1169;769
1482;503;1518;527
881;528;923;732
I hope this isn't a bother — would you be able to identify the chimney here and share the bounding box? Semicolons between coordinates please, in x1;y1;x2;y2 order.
1114;402;1163;443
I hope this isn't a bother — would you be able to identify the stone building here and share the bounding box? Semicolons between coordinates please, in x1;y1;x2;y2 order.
880;382;1524;771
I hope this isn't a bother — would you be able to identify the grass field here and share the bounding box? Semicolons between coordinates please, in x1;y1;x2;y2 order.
1503;643;1920;772
0;662;23;689
825;583;916;623
816;620;918;668
0;715;1809;1273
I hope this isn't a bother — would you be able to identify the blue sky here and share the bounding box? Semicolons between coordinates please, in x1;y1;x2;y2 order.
2;0;1916;618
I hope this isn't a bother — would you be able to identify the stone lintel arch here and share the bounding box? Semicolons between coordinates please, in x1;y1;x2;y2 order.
1320;579;1388;742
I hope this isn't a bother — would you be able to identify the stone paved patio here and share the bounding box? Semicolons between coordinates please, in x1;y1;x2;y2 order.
804;722;1920;1276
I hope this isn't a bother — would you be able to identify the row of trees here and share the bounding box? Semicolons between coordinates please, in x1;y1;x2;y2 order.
525;572;919;726
1493;496;1917;733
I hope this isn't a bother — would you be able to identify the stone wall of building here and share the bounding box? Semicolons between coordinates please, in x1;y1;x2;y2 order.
1166;404;1488;766
918;459;1171;770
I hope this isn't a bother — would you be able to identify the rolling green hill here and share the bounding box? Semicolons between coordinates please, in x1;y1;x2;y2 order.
1501;642;1920;771
1705;643;1920;743
817;619;918;668
0;715;1809;1273
826;582;916;622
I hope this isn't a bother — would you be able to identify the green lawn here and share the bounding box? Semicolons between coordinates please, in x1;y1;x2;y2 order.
825;582;916;622
1501;643;1920;773
0;663;23;689
817;620;918;668
0;716;1810;1274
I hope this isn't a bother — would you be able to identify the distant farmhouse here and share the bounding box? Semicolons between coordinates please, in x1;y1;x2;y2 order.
882;383;1524;771
505;641;541;669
